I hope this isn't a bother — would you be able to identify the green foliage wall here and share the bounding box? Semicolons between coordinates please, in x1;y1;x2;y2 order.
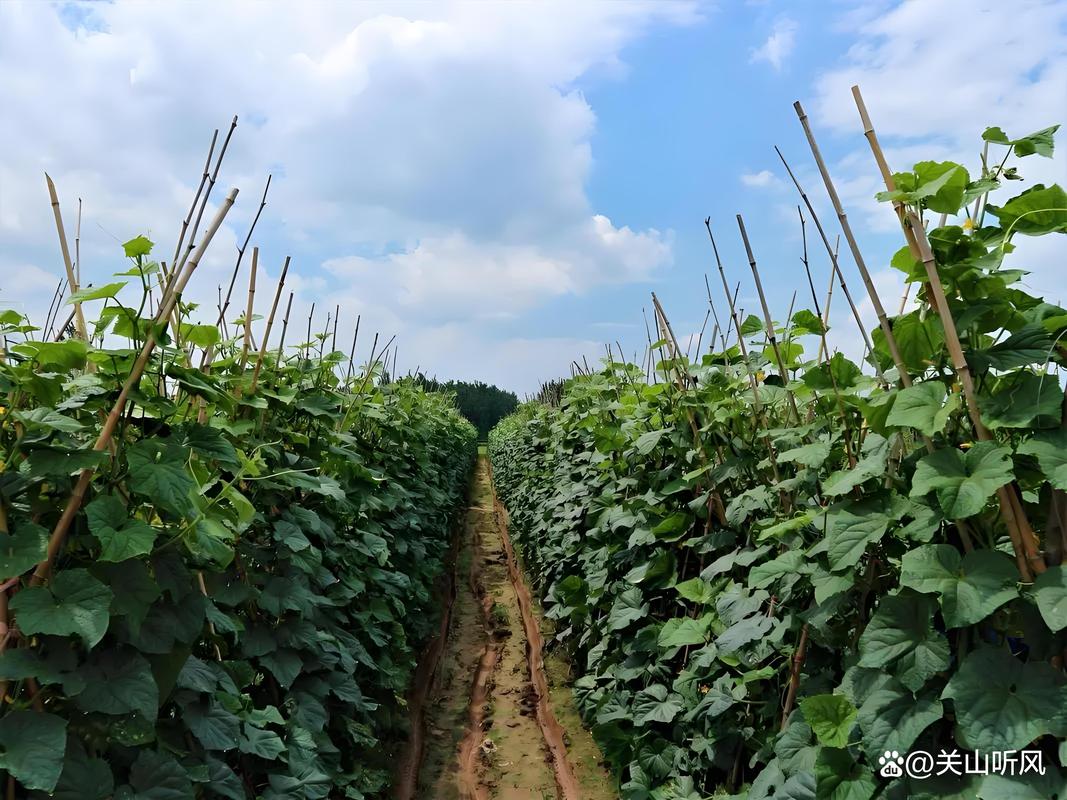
0;241;477;798
490;127;1067;799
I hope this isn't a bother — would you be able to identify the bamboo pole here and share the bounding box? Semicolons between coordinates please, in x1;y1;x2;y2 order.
851;86;1042;579
216;174;271;330
172;129;219;272
250;256;290;393
31;189;238;586
345;315;362;384
175;117;237;277
276;292;295;365
45;175;87;340
239;247;258;369
736;215;801;422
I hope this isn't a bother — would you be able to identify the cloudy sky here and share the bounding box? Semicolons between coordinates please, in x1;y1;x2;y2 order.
1;0;1065;394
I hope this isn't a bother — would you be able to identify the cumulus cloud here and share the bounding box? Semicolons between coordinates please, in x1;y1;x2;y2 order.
0;0;696;392
750;16;797;71
740;169;780;188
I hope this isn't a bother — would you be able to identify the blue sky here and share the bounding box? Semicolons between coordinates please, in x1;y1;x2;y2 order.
1;1;1064;393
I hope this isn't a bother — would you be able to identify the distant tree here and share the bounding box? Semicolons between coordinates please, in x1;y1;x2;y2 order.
414;376;518;439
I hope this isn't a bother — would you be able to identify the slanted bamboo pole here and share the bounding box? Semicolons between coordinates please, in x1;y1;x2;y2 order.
345;315;362;384
172;129;219;272
851;86;1042;578
217;174;271;329
239;247;259;369
251;256;290;393
737;214;801;422
31;188;239;586
45;175;87;340
175;117;237;277
276;292;295;365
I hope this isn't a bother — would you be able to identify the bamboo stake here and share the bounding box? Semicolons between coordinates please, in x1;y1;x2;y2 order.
851;86;1042;578
239;247;258;369
737;214;801;422
345;315;362;384
216;174;271;330
250;256;290;393
175;117;237;277
74;198;82;286
31;188;238;586
332;304;340;353
45;175;87;340
172;129;219;273
276;292;295;365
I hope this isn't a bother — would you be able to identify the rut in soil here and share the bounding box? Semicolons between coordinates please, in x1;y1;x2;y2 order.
394;456;614;800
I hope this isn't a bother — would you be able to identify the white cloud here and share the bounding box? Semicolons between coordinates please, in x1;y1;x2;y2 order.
750;16;797;71
812;0;1067;299
0;0;696;391
740;169;780;188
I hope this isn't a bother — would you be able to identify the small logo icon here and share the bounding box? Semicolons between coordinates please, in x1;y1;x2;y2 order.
879;750;904;778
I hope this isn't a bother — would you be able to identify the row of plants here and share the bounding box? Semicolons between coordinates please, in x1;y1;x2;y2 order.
490;121;1067;798
0;233;477;797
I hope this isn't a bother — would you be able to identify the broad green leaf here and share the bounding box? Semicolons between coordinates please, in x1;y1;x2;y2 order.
749;550;805;589
821;435;889;497
983;124;1059;158
987;184;1067;235
858;593;949;691
13;339;89;370
632;684;683;726
910;441;1014;518
185;700;240;751
73;649;158;721
799;694;856;748
607;587;649;631
942;646;1067;751
86;495;157;562
968;324;1054;373
979;371;1062;429
1018;430;1067;489
791;309;826;336
813;748;876;800
122;235;155;258
10;568;113;646
803;353;861;392
779;441;831;469
239;725;286;759
1033;565;1067;632
821;500;891;573
873;312;944;374
67;282;127;304
912;160;970;214
886;381;957;436
125;749;191;800
12;407;84;432
0;521;48;579
127;438;196;516
658;616;711;649
0;710;67;792
49;738;113;800
855;676;943;763
900;544;1019;627
674;577;715;604
634;429;666;455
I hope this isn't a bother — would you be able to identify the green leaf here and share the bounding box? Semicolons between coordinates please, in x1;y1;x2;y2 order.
821;498;892;573
49;738;114;800
900;545;1018;627
886;381;958;437
874;312;944;374
67;282;127;304
749;550;805;589
239;724;286;759
779;441;831;469
632;684;683;726
73;649;159;721
0;710;67;792
791;309;826;336
942;646;1067;751
979;371;1062;429
912;161;970;214
12;407;84;432
0;521;48;580
674;577;715;604
125;749;192;800
123;235;155;258
821;435;889;497
634;429;666;455
127;438;196;516
1018;430;1067;490
803;353;861;392
813;748;876;800
968;324;1054;373
1033;565;1067;632
983;125;1059;158
910;441;1014;518
10;568;113;647
185;700;240;751
858;593;949;691
607;587;649;631
658;616;711;649
86;495;157;562
799;694;857;748
13;340;89;371
855;677;943;764
987;184;1067;235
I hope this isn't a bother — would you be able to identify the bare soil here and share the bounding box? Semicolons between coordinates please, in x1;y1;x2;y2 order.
395;456;615;799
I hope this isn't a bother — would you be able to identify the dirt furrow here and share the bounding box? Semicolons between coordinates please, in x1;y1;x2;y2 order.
400;456;611;800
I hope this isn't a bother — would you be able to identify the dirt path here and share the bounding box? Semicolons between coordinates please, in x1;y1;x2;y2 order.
395;456;614;800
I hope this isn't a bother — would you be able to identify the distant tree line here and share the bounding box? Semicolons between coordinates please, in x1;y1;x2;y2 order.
415;377;518;439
